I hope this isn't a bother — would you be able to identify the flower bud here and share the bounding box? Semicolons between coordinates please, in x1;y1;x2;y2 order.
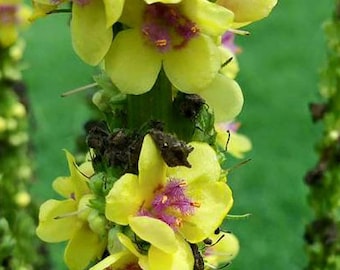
77;194;93;221
0;117;6;133
87;210;107;237
15;191;31;207
10;103;26;118
217;0;277;25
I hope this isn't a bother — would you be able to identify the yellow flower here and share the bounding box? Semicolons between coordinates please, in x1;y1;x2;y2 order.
0;0;31;47
216;0;278;28
36;151;106;270
203;231;239;269
105;135;233;257
215;121;252;159
31;0;124;65
105;0;234;95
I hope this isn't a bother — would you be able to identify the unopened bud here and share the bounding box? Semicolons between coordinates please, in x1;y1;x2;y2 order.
15;191;31;207
11;103;26;118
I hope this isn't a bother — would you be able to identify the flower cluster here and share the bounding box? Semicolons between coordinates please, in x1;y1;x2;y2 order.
37;135;241;269
0;1;51;267
33;0;277;269
30;0;278;120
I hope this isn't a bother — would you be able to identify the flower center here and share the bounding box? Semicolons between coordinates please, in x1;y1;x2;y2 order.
142;3;199;52
139;178;199;229
0;5;17;25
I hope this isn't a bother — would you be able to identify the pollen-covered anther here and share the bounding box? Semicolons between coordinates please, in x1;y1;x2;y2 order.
140;178;198;229
175;217;183;227
191;26;198;34
155;39;168;48
191;201;201;208
161;195;168;204
142;3;199;51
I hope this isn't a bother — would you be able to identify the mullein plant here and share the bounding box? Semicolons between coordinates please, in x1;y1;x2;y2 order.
32;0;276;269
304;1;340;268
0;1;50;269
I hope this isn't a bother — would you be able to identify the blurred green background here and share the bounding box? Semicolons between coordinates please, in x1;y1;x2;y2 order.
22;1;333;269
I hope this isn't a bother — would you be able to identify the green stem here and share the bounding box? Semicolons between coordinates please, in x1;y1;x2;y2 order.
127;69;172;131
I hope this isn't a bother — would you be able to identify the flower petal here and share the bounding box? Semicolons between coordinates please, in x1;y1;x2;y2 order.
199;74;244;122
129;216;177;253
117;233;143;258
105;29;162;94
167;142;220;184
164;34;220;94
64;150;90;201
181;0;234;36
89;252;126;270
116;234;149;268
204;232;239;267
64;223;106;270
118;0;144;27
52;176;74;198
216;131;252;159
36;199;78;242
103;0;124;27
139;135;166;199
180;180;233;242
216;0;277;26
219;46;239;79
105;174;143;225
71;0;113;65
149;234;193;270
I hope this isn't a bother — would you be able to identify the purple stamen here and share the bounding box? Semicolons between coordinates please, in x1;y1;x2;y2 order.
142;24;171;52
138;178;199;229
142;3;199;52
